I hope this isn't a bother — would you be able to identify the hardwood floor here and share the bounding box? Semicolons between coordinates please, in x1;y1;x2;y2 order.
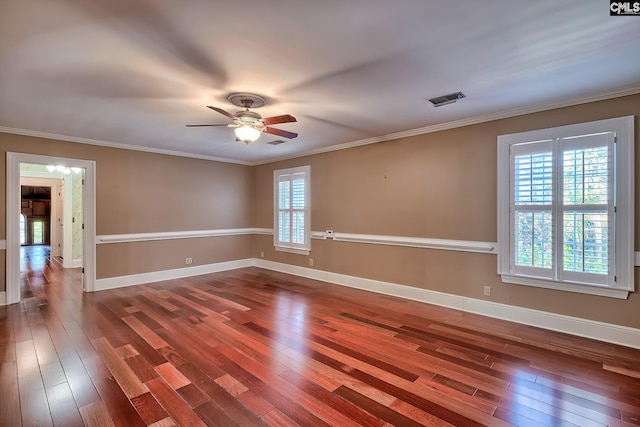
2;247;640;426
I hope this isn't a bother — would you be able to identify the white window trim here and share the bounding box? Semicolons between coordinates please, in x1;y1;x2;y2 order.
273;165;311;255
497;116;634;299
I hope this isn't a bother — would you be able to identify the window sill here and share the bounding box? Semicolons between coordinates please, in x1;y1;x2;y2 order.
275;246;310;256
500;274;630;299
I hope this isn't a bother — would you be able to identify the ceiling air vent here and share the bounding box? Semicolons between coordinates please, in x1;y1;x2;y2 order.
428;91;465;107
267;140;286;145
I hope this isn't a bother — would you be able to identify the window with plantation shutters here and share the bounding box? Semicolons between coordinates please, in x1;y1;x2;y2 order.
511;145;553;277
561;136;613;284
497;116;634;299
274;166;310;254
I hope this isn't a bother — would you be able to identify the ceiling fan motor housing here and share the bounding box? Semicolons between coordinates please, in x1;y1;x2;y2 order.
236;109;261;121
236;110;264;130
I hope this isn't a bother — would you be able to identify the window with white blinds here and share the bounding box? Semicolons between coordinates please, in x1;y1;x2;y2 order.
497;116;634;299
274;166;310;254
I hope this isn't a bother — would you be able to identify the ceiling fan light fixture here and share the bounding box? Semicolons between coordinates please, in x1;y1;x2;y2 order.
189;95;297;143
235;125;261;143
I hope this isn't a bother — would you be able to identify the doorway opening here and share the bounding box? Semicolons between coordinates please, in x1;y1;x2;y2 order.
19;164;85;270
6;153;96;305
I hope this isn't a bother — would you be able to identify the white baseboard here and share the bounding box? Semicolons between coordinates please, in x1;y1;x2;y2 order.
254;259;640;350
95;259;253;291
85;257;640;349
0;292;6;306
72;259;83;268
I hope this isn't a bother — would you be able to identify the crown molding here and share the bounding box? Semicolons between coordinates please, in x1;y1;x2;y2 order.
0;126;252;166
1;84;638;167
251;83;640;165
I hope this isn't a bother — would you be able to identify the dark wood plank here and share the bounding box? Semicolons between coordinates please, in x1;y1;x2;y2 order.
192;401;240;427
0;361;22;426
121;315;169;350
91;337;148;399
5;252;640;427
431;373;478;396
154;361;191;389
45;382;84;427
90;375;147;427
58;348;102;408
279;368;386;427
31;323;59;366
177;362;269;426
334;385;434;427
176;383;211;408
79;401;116;427
130;392;170;425
40;361;67;388
124;354;160;383
15;340;53;427
145;377;207;427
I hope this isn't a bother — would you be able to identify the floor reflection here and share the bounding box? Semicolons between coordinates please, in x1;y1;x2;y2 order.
20;245;51;300
20;245;51;272
274;292;309;370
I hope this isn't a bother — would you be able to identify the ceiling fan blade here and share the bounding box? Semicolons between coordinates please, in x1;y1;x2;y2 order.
261;114;297;126
186;124;229;127
207;106;237;120
263;127;298;139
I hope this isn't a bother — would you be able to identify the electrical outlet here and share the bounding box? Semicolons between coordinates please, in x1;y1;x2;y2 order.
260;251;264;258
325;230;334;238
186;257;193;265
483;285;491;296
309;258;314;267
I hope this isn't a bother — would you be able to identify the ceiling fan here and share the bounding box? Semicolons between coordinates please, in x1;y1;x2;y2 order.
187;93;298;144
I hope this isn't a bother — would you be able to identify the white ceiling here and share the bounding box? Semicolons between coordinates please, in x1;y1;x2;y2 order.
1;0;639;164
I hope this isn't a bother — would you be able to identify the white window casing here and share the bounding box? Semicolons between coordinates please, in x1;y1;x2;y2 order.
497;116;634;299
274;165;310;255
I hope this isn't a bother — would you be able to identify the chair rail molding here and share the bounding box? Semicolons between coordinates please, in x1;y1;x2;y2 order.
96;228;272;244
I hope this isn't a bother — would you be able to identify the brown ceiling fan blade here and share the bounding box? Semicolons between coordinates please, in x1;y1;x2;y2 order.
207;106;237;120
186;124;229;127
261;114;297;126
263;127;298;139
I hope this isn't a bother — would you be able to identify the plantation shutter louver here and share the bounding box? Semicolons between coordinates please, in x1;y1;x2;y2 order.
274;166;310;253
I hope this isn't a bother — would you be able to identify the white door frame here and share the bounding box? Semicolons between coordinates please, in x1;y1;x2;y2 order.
6;152;96;304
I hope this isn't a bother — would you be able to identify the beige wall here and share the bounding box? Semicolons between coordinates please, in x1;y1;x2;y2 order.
253;94;640;329
0;133;254;288
97;236;251;278
2;94;639;329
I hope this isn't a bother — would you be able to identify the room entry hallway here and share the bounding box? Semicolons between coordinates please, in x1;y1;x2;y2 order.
1;259;640;426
